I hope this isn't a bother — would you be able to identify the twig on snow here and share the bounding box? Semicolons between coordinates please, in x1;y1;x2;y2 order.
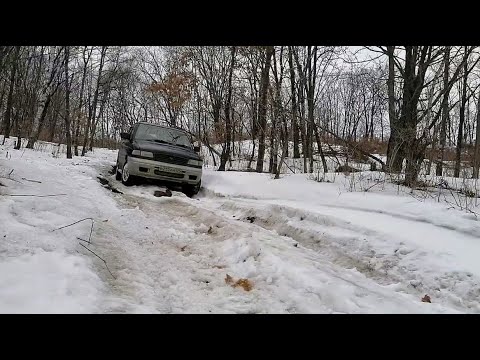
5;193;67;197
0;169;23;184
444;188;479;218
53;217;94;233
87;219;94;243
79;242;116;280
363;180;383;192
21;178;42;183
0;177;23;184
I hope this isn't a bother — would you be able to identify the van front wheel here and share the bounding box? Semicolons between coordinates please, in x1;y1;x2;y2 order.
183;181;201;197
121;160;135;186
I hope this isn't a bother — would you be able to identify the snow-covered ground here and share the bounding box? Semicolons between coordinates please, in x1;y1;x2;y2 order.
1;137;479;313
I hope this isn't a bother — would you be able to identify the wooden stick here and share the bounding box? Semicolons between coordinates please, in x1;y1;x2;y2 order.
21;178;42;183
79;243;116;279
5;193;67;197
53;217;93;231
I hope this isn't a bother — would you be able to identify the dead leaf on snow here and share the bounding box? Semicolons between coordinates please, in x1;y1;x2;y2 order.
225;274;234;284
233;278;253;292
225;274;253;291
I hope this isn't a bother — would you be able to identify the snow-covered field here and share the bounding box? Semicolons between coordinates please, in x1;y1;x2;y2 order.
1;136;479;313
203;139;480;202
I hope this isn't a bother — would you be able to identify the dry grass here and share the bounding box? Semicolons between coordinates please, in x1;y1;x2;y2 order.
425;146;475;163
355;138;388;156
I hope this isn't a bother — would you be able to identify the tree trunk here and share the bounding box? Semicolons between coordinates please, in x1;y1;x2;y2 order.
89;92;107;151
26;47;63;149
26;93;53;148
269;113;275;173
275;114;289;179
14;118;22;150
436;46;451;176
454;47;469;178
425;85;436;175
370;86;375;139
292;47;309;173
288;46;300;159
75;47;90;156
48;103;59;142
219;46;236;171
256;46;274;173
306;46;317;174
2;46;20;140
82;46;106;156
386;46;403;172
13;107;21;150
247;140;256;169
402;47;422;185
313;122;328;172
299;93;307;173
64;46;72;159
473;90;480;179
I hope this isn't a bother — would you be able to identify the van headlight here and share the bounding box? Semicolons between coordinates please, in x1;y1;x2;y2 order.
188;159;203;167
132;150;154;158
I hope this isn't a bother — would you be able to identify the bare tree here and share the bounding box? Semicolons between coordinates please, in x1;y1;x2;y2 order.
256;46;274;173
82;46;107;156
288;46;300;159
2;46;20;142
437;47;451;176
473;90;480;179
454;48;480;177
64;46;73;159
26;46;65;149
218;46;236;171
74;46;93;156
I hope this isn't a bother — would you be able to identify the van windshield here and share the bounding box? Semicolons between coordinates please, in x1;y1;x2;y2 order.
134;124;192;149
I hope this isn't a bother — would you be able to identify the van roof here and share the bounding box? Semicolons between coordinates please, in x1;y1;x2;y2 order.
136;122;188;134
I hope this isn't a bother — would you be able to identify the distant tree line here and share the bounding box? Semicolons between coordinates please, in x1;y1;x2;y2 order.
1;46;480;185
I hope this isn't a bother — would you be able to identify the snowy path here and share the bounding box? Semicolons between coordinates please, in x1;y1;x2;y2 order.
1;142;478;313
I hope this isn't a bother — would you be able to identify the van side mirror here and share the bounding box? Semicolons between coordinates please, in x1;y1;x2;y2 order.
120;132;130;140
193;141;200;153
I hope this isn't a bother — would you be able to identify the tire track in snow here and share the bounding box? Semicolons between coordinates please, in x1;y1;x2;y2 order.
91;165;464;313
86;175;285;313
201;187;480;239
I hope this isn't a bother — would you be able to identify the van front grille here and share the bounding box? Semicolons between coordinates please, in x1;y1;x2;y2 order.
154;153;189;166
154;170;184;178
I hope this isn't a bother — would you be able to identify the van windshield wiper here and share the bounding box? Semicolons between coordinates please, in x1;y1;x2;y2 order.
147;139;172;145
175;143;192;149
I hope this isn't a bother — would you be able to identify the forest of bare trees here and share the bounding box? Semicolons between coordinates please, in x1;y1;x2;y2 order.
1;46;480;186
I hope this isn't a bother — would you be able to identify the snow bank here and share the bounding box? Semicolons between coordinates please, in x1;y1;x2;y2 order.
201;169;480;312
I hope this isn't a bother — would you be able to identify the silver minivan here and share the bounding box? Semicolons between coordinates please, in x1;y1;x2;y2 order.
116;122;202;196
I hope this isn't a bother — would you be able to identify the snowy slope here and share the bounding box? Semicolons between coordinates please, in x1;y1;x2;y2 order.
0;137;476;313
